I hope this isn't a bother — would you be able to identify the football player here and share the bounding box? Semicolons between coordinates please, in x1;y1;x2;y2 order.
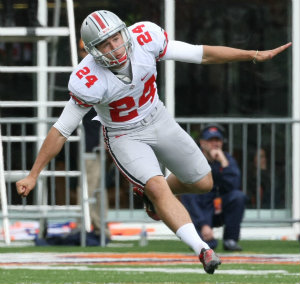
16;10;291;274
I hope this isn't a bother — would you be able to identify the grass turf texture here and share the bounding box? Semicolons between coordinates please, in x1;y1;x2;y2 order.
0;240;299;284
0;263;299;284
0;239;299;254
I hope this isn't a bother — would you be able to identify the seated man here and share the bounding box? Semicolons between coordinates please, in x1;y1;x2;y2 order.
180;124;246;251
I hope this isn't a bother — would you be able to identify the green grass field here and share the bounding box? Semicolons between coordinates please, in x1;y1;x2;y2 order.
0;240;299;284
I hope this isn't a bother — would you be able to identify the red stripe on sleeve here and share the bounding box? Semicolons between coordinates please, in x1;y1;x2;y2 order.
92;12;106;29
157;31;169;60
70;93;93;108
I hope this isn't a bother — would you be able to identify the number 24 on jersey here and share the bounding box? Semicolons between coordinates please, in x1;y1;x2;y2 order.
75;24;155;122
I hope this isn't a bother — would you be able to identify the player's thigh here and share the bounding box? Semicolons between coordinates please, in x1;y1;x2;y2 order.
155;120;210;184
105;135;163;188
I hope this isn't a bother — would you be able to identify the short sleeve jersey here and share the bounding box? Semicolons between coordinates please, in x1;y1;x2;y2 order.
68;21;168;128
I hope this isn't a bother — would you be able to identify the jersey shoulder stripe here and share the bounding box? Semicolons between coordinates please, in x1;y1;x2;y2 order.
157;30;168;61
69;92;93;108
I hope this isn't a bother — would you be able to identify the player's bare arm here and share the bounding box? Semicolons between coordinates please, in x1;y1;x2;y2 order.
16;127;67;197
201;42;292;64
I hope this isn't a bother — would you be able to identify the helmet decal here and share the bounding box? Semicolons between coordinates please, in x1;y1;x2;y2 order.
91;12;107;30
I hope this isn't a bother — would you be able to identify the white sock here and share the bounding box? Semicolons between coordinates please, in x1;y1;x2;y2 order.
176;223;210;255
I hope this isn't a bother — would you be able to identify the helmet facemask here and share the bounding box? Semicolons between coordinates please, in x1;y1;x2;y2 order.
81;11;133;68
88;29;132;68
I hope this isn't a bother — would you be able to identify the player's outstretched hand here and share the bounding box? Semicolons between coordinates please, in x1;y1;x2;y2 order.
16;176;36;197
255;42;292;63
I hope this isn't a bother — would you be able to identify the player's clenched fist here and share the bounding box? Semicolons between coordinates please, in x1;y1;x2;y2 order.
16;176;36;197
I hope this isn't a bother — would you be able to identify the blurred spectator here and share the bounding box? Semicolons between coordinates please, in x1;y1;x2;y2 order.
248;148;270;208
0;1;36;67
78;38;88;60
247;148;284;209
180;124;246;251
1;0;41;27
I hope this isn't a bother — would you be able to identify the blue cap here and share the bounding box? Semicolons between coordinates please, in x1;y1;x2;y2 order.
201;126;223;140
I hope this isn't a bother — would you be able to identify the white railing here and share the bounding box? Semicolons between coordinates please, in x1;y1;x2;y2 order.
0;117;90;245
95;117;300;245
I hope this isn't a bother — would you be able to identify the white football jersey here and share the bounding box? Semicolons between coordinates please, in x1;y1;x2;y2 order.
68;21;168;128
